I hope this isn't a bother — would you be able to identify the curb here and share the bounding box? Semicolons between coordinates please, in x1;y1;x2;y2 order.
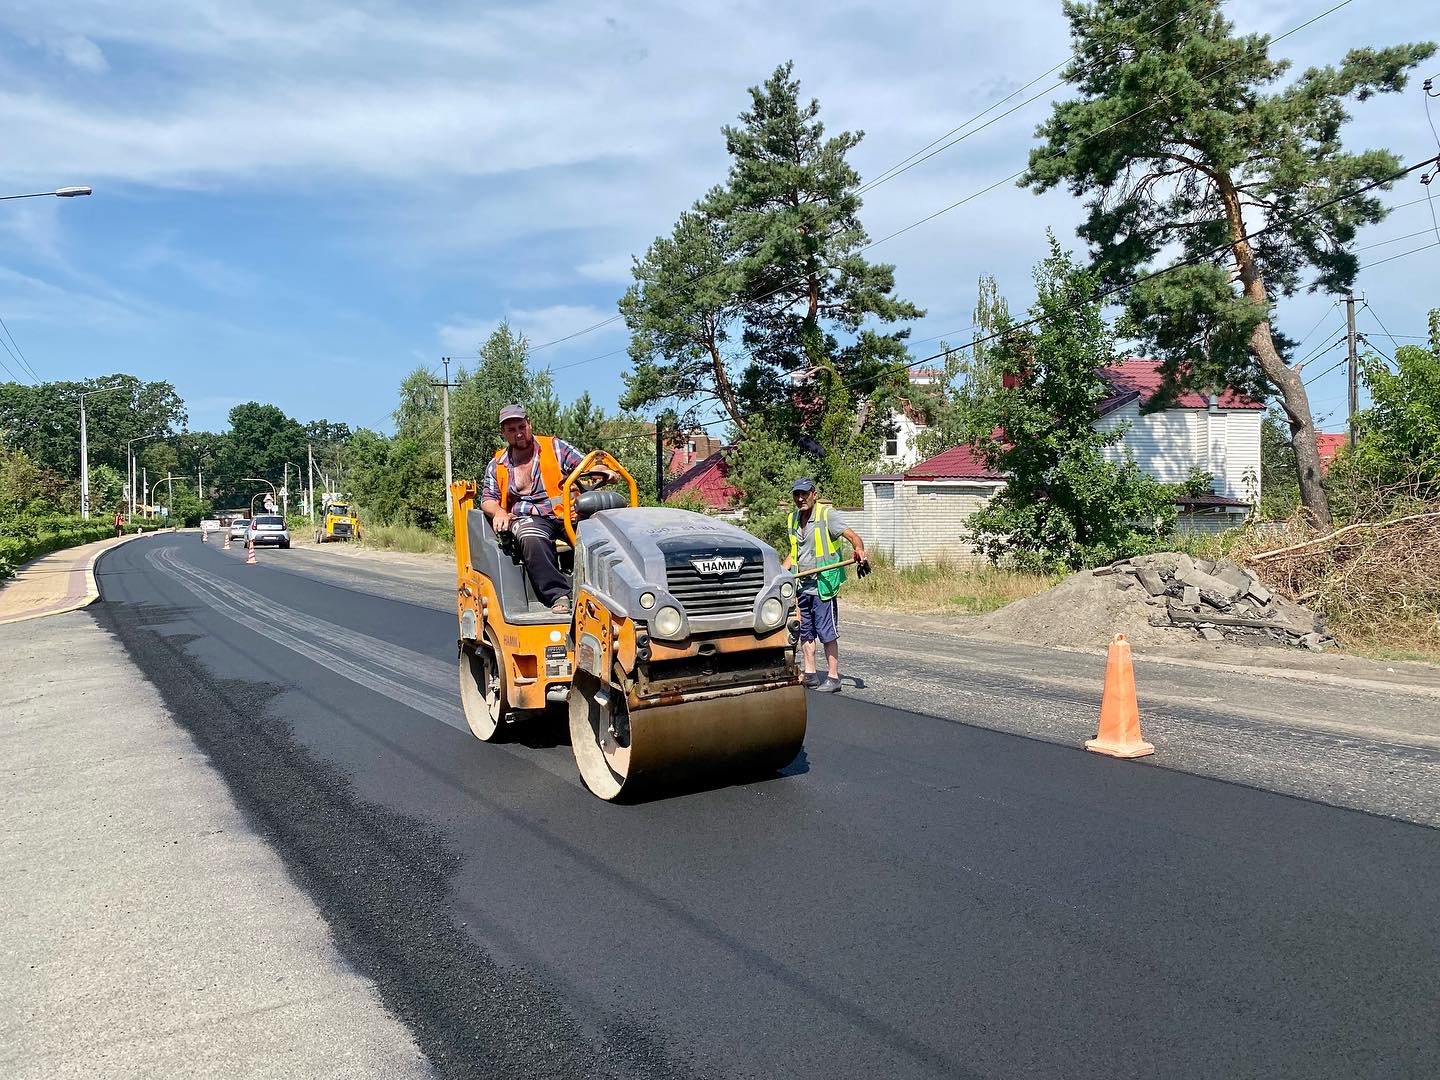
0;531;148;626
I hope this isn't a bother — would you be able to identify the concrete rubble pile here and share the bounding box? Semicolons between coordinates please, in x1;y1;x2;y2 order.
1093;552;1336;651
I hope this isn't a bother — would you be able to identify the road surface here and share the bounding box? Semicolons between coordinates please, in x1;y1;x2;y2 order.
95;533;1440;1079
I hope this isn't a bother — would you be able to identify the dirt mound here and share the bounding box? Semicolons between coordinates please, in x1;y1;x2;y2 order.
969;552;1334;652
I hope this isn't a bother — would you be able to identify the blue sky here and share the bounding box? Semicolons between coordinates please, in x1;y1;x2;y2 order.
0;0;1436;436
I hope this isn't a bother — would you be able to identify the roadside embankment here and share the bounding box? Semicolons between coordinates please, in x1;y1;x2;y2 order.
0;609;430;1079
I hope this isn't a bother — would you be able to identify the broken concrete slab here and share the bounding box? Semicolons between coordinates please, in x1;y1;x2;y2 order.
1215;563;1252;590
1182;585;1200;607
1136;569;1168;596
1198;627;1223;642
1245;581;1273;605
1175;564;1243;604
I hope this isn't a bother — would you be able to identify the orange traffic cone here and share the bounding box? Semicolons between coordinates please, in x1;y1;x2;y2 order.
1085;634;1154;759
245;540;256;565
223;533;231;550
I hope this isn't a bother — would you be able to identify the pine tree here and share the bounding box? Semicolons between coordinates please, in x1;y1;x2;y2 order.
1022;0;1435;527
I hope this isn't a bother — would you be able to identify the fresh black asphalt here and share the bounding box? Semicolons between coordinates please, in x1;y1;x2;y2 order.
95;533;1440;1079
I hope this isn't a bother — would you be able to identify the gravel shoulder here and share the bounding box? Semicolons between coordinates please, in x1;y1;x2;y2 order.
0;609;431;1080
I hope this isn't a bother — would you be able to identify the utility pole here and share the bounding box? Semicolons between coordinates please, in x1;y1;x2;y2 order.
282;463;289;520
308;444;315;520
1345;294;1359;449
655;419;666;502
432;358;456;519
142;466;147;518
77;383;122;519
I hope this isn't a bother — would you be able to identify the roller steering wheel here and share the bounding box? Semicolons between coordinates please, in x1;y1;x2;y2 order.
573;469;610;493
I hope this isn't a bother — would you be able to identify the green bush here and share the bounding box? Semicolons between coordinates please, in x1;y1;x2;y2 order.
0;513;149;579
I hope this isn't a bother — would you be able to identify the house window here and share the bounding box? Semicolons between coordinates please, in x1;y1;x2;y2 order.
874;483;895;500
884;435;899;457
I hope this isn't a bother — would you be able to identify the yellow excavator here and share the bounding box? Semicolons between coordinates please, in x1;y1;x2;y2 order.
450;451;806;801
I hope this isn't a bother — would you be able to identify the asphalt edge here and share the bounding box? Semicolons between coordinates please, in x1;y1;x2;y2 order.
0;530;150;626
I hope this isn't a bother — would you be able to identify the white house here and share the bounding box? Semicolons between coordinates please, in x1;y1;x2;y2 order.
856;359;1264;566
877;368;943;469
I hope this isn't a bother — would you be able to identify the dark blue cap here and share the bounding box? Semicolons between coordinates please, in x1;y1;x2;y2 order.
791;478;816;493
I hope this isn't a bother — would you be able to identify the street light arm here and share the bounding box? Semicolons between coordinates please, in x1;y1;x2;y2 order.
0;186;93;201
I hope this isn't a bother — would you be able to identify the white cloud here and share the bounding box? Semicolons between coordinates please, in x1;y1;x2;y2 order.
49;35;108;73
576;254;636;285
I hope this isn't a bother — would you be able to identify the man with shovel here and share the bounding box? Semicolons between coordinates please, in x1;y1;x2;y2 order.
782;478;870;693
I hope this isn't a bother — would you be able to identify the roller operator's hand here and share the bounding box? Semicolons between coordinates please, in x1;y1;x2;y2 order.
493;508;515;533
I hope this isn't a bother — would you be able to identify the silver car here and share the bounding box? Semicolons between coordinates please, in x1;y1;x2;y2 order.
246;514;291;549
227;516;252;542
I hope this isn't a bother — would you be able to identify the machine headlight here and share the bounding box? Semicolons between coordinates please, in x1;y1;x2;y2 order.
652;606;683;639
780;581;794;599
760;596;785;628
639;591;657;610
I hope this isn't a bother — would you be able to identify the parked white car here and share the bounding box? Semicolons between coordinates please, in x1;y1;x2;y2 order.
200;518;221;540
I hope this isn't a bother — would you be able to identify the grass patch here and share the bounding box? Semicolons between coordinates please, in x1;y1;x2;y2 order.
358;522;453;556
843;555;1059;615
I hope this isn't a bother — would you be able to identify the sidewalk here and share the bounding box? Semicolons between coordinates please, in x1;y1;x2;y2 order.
0;580;430;1075
0;533;142;625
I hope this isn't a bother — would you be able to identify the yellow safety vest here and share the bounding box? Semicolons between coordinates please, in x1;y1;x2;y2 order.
788;504;838;563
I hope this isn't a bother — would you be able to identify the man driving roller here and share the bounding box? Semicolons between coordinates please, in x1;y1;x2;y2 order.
480;404;616;614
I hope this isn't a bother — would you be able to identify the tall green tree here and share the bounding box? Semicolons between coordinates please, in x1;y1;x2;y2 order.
0;374;186;480
622;62;922;446
1022;0;1434;527
213;402;306;504
620;202;748;429
963;240;1177;571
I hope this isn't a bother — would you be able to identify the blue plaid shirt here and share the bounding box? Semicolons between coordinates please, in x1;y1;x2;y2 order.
481;437;585;516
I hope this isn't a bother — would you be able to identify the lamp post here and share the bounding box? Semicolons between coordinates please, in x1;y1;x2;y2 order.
127;434;163;523
0;186;92;201
78;383;123;519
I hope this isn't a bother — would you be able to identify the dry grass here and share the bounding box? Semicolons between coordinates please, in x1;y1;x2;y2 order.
358;522;453;556
844;555;1060;615
1209;503;1440;663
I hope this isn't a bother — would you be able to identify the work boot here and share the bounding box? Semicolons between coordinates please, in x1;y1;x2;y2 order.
816;677;842;694
802;671;821;688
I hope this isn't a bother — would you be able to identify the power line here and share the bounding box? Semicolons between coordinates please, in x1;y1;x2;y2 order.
1361;302;1404;352
527;0;1360;362
0;315;40;382
887;152;1440;382
856;8;1200;196
1356;238;1440;270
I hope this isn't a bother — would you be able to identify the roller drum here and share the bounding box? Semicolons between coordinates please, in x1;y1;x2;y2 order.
569;676;806;801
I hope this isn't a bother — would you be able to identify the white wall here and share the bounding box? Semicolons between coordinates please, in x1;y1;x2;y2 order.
1095;403;1260;503
858;477;1002;567
879;411;929;468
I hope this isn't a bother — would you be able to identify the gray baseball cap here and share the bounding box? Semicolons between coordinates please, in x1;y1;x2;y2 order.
498;404;528;424
791;477;816;493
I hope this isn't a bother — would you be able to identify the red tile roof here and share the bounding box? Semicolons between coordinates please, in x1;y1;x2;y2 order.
903;444;1006;481
1097;359;1263;415
661;449;740;509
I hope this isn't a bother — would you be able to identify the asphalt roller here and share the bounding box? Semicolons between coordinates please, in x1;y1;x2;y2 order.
450;452;807;800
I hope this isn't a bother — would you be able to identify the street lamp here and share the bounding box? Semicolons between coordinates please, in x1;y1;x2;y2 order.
78;383;124;519
0;186;93;201
149;475;190;524
241;477;278;517
127;434;163;523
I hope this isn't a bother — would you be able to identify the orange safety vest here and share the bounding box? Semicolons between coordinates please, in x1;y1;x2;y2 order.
493;435;565;513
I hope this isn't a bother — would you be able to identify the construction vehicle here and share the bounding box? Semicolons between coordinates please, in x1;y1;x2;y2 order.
315;496;361;543
450;451;806;801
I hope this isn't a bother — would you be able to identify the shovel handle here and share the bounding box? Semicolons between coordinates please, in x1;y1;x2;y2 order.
793;557;861;579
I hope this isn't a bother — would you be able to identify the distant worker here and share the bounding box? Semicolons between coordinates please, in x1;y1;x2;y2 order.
480;404;616;615
781;478;869;693
113;510;124;538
